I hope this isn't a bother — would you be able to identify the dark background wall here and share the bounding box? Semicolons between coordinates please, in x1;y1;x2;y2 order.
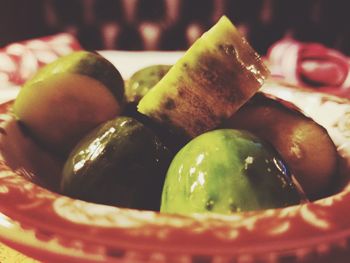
1;0;349;55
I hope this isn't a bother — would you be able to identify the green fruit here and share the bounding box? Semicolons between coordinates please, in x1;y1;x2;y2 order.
161;129;302;215
13;51;125;154
126;65;172;103
224;93;338;200
61;116;171;210
138;16;269;138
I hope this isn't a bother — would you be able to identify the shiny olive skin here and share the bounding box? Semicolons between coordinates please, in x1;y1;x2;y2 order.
161;129;303;215
13;51;125;155
61;116;171;210
224;93;338;200
125;64;172;103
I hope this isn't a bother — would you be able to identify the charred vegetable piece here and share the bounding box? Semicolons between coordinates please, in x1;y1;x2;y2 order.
161;129;303;215
126;65;172;103
224;93;338;200
138;16;269;138
13;51;125;155
61;116;171;210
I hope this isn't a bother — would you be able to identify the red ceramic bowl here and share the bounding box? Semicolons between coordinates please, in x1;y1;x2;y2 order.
0;52;350;263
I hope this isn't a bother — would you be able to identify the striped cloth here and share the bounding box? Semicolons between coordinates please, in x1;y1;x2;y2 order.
0;33;82;104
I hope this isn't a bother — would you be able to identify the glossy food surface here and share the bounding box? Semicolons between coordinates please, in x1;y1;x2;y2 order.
138;16;269;137
13;51;125;155
225;93;339;200
161;129;302;215
125;64;172;103
61;116;171;210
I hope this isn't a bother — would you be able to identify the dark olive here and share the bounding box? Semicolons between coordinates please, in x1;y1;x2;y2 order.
61;116;171;210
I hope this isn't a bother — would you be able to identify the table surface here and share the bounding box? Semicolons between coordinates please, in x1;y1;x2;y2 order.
0;242;39;263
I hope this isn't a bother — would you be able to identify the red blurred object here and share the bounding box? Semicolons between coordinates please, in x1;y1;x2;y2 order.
267;39;350;97
0;33;82;86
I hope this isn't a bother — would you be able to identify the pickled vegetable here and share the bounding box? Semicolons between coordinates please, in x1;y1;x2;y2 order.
161;129;303;215
61;116;171;210
224;93;338;200
13;51;125;155
126;65;172;103
138;16;269;138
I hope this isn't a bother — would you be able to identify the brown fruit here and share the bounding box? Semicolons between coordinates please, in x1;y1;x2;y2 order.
224;93;338;200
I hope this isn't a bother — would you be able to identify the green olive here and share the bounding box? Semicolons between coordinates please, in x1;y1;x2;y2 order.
161;129;303;215
125;65;172;103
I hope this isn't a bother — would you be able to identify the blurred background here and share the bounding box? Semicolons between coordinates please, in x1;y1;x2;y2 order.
0;0;349;55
